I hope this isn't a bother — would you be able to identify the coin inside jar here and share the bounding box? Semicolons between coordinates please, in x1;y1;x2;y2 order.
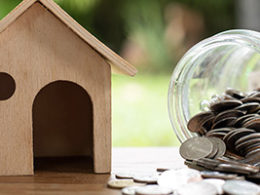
180;88;260;193
187;111;214;132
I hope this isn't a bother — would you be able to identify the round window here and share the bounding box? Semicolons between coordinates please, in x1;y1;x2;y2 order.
0;72;15;100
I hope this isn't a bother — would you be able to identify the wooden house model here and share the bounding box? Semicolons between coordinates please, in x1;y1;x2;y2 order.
0;0;137;175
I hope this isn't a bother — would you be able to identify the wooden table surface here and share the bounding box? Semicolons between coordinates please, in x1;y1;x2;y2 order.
0;147;184;195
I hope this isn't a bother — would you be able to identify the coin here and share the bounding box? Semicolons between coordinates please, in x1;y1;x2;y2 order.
235;137;260;153
248;91;260;98
217;163;258;174
234;102;260;114
224;150;244;160
107;179;144;189
213;109;244;124
122;186;142;195
133;174;158;184
179;137;213;160
223;180;260;195
115;172;135;179
211;117;237;129
235;133;260;146
233;114;259;127
226;89;245;99
206;131;227;139
201;171;244;180
241;97;260;103
200;116;215;133
216;156;259;172
157;168;202;190
135;185;173;195
243;118;260;131
245;143;260;154
210;100;242;112
206;128;233;138
223;128;255;152
208;137;226;158
184;88;260;182
245;147;260;158
193;158;220;169
206;139;219;159
187;111;214;132
175;181;218;195
203;178;225;195
184;160;206;171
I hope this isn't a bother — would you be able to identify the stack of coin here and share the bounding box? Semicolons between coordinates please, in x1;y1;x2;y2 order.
181;88;260;182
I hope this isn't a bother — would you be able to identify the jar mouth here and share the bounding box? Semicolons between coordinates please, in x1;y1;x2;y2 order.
168;29;260;143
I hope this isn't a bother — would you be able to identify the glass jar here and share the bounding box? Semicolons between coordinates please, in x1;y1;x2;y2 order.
168;29;260;143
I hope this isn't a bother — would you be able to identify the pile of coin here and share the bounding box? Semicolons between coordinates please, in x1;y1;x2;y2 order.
107;168;260;194
181;89;260;181
106;88;260;194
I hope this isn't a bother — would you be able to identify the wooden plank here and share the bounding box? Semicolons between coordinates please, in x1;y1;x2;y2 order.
0;2;111;175
0;0;137;76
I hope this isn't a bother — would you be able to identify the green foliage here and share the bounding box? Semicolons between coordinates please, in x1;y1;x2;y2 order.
112;74;179;146
121;0;172;73
55;0;99;13
0;0;20;19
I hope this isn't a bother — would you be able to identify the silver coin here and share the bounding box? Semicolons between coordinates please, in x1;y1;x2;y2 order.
135;185;173;195
223;180;260;195
203;179;225;195
193;158;220;169
217;163;258;174
122;186;142;195
175;181;218;195
115;172;135;179
157;168;202;190
133;174;158;184
201;171;244;180
217;156;259;172
107;179;144;189
180;137;213;160
208;137;226;158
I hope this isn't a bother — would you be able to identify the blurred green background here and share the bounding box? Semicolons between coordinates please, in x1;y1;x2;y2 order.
0;0;237;146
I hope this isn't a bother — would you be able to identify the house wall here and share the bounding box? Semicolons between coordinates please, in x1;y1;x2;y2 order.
0;2;111;175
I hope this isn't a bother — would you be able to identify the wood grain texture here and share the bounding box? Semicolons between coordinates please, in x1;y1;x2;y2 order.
0;0;137;76
0;2;111;175
0;147;185;195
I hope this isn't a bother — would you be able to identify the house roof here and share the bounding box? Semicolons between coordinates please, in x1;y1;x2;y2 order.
0;0;137;76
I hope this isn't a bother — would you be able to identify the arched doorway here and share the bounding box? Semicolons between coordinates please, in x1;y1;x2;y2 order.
32;81;93;172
